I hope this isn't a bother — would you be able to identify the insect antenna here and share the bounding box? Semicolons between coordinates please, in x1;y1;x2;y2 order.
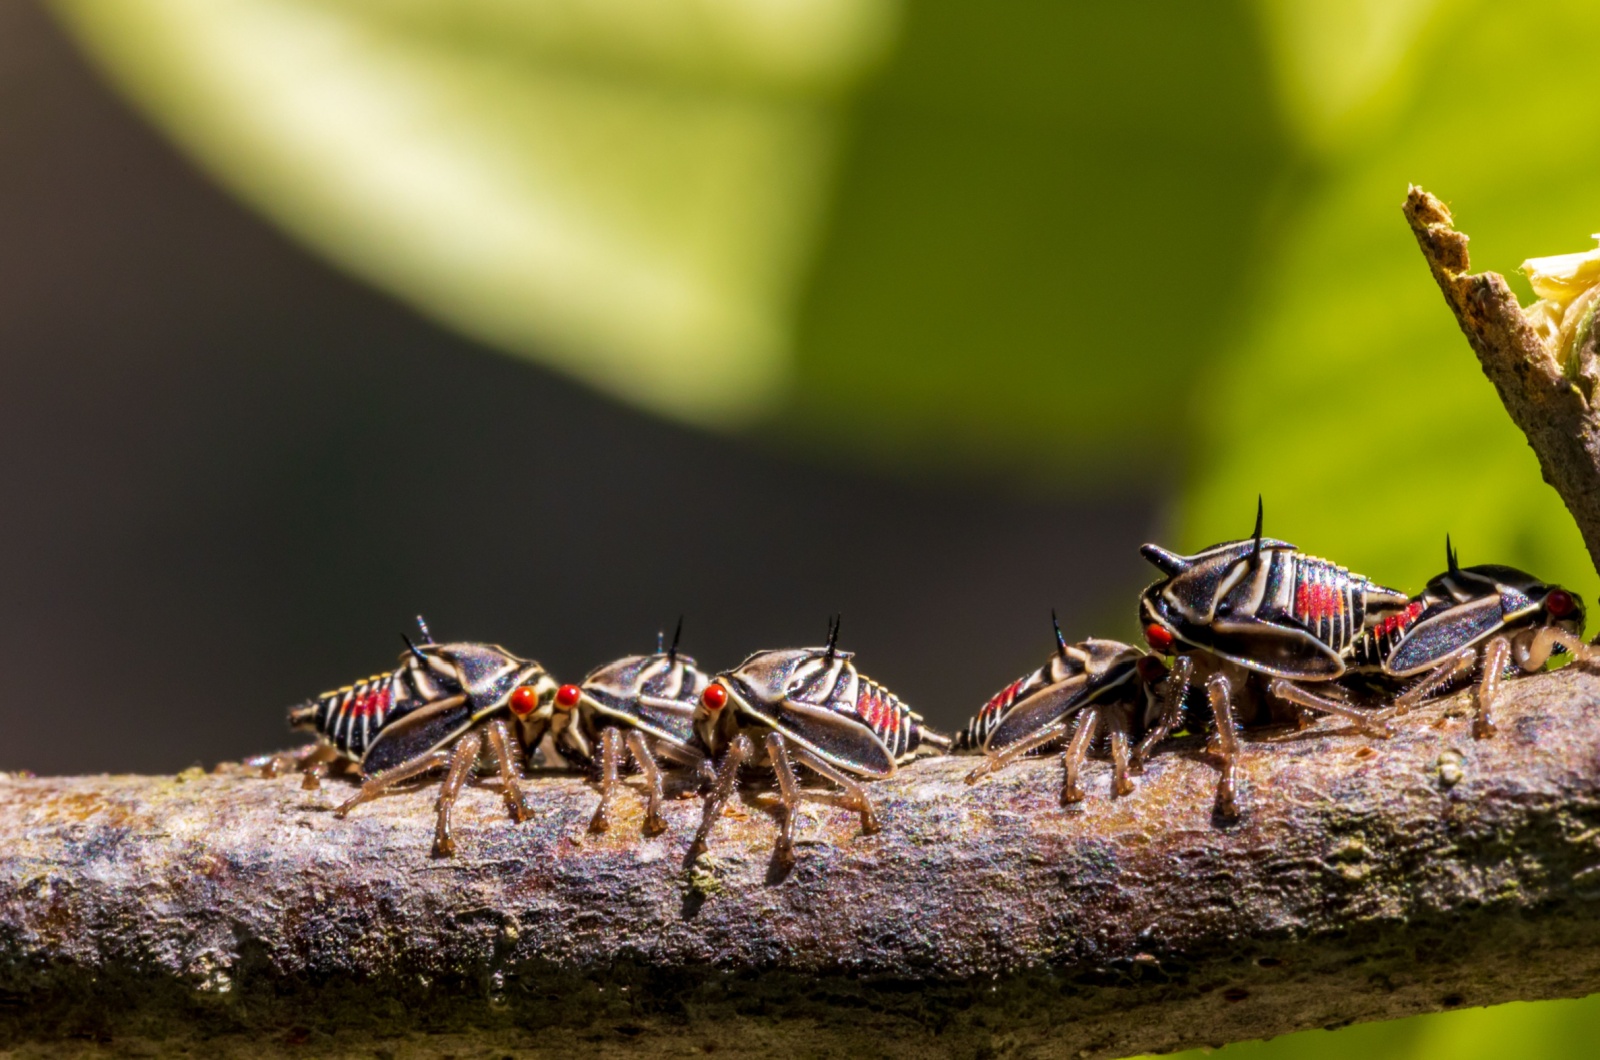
1051;609;1069;658
1446;534;1461;575
415;614;435;645
1248;495;1264;569
668;615;684;663
400;633;428;665
824;614;841;663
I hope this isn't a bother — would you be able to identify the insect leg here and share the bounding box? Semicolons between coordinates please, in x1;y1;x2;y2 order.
1474;635;1511;739
687;733;753;862
588;726;625;835
1394;647;1478;713
1105;704;1135;797
484;717;530;823
764;732;804;871
624;730;668;836
333;750;452;817
963;719;1074;784
1516;626;1597;671
652;740;713;793
1133;655;1192;768
1267;679;1391;738
1207;672;1241;818
432;731;485;858
782;740;880;837
1061;707;1101;805
256;743;338;782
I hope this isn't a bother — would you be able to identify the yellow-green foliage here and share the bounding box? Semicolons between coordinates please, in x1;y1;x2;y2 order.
1187;0;1600;629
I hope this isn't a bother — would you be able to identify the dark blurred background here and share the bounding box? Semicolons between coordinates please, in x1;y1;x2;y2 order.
0;1;1155;774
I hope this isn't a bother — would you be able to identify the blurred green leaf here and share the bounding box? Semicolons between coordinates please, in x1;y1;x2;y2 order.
51;0;901;427
1154;994;1600;1060
50;0;1293;472
1185;0;1600;614
787;2;1288;476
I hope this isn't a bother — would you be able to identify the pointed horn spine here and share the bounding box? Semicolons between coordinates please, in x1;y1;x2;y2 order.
1249;496;1264;569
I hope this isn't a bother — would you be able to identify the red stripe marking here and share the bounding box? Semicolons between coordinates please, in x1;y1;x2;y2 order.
350;686;391;718
1374;600;1425;638
1296;582;1341;622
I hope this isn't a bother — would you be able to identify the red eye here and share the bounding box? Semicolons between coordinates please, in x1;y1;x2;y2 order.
1547;589;1576;617
1144;623;1175;654
702;683;728;711
509;686;542;716
554;684;582;709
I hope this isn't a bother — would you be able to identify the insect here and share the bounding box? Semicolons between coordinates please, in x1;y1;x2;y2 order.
1138;501;1410;816
272;617;558;856
688;617;951;868
959;612;1171;804
547;619;710;836
1347;538;1591;737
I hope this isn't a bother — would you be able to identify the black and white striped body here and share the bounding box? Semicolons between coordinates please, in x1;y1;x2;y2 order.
553;650;707;768
697;646;951;779
1348;563;1585;679
292;664;440;762
289;641;557;774
1140;536;1409;679
956;639;1150;754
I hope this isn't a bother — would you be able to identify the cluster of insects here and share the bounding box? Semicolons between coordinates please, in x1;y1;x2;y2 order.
260;501;1595;864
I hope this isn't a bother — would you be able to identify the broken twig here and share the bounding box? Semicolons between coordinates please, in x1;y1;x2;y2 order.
1404;185;1600;574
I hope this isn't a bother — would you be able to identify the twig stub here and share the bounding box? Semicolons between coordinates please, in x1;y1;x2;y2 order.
1404;185;1600;575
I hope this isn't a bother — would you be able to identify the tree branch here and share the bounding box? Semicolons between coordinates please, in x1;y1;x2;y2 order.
5;669;1600;1055
1404;184;1600;573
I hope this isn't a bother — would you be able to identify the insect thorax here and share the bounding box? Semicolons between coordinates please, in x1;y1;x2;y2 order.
562;653;704;763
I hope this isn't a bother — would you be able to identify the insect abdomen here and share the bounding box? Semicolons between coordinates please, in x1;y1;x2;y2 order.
308;671;403;760
855;676;947;762
955;678;1025;752
1286;554;1365;654
1348;599;1426;670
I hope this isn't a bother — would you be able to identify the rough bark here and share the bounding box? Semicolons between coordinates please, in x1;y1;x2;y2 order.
4;669;1600;1057
1404;185;1600;574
